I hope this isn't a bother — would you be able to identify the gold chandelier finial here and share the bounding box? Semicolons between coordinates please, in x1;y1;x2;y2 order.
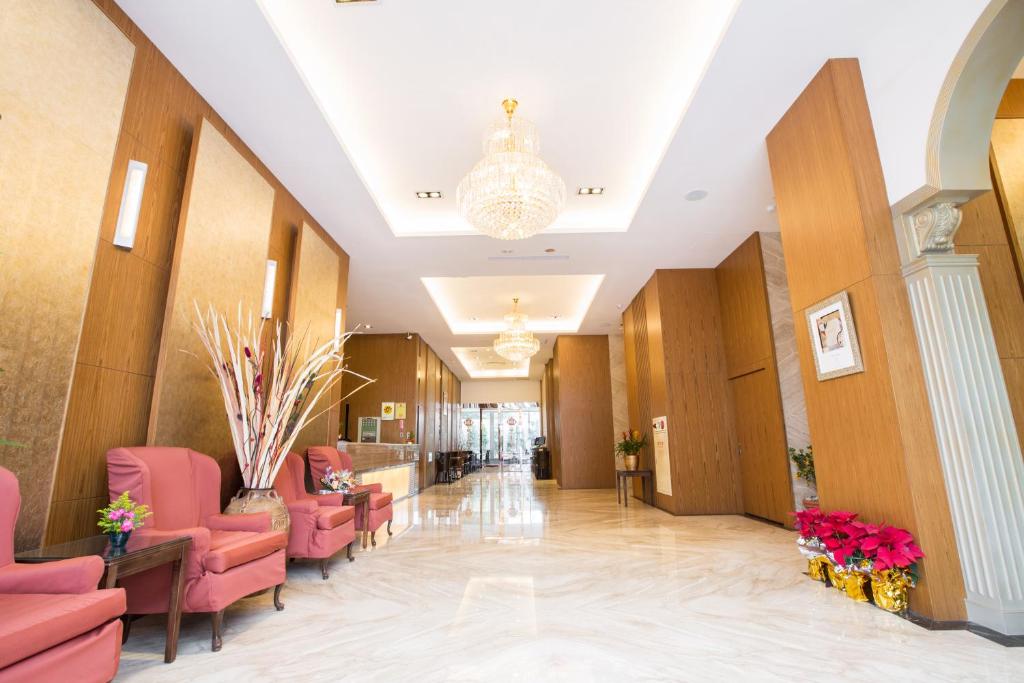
502;98;518;120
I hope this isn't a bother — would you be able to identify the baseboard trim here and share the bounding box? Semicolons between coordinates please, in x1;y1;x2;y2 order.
904;611;1024;647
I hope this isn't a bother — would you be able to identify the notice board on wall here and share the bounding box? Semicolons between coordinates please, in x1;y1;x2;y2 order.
652;416;672;496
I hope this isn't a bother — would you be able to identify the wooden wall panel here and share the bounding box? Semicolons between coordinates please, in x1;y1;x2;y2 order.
551;336;615;489
716;234;776;377
0;0;134;550
287;223;343;454
40;0;351;546
715;234;794;524
766;59;965;620
655;271;743;515
148;120;275;502
996;79;1024;119
340;334;419;445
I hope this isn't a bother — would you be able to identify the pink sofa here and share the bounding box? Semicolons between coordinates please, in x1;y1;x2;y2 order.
273;452;356;579
307;447;394;546
106;447;288;651
0;466;125;683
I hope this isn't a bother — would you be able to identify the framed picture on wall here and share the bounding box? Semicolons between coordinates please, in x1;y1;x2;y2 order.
805;290;864;381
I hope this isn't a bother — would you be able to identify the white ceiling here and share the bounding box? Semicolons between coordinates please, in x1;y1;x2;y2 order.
116;0;991;382
258;0;737;237
422;274;604;335
452;347;530;380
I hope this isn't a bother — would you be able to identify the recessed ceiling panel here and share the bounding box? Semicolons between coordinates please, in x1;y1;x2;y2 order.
259;0;738;236
422;274;604;335
453;347;530;379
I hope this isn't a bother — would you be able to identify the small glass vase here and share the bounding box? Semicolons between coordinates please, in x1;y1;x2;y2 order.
108;530;132;550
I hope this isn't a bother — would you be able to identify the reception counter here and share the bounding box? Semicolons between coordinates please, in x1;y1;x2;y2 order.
339;441;419;501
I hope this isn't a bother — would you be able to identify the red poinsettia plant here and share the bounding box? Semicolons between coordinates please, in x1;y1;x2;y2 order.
858;524;924;578
794;508;925;580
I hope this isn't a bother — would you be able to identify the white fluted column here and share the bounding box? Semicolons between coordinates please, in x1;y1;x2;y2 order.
900;203;1024;635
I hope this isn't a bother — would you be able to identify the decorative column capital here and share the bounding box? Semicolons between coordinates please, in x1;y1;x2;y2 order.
911;202;962;254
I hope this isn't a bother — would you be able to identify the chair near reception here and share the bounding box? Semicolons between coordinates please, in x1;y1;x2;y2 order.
0;466;126;683
272;452;357;579
307;447;394;546
106;447;288;652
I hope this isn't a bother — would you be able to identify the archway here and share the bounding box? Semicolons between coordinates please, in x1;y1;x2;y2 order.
890;0;1024;637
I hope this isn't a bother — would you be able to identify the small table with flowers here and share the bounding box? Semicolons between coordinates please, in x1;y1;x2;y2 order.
15;533;190;663
344;490;372;549
615;469;654;507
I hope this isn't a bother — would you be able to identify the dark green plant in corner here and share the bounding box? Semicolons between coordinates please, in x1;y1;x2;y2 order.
789;445;814;486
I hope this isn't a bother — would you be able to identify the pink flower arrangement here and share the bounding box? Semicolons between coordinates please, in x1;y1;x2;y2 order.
793;508;924;576
97;492;151;535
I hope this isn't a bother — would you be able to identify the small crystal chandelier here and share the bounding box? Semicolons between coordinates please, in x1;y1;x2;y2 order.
493;298;540;362
457;99;566;240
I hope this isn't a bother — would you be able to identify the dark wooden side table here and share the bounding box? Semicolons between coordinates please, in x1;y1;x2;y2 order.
616;469;654;507
16;533;191;663
344;490;372;548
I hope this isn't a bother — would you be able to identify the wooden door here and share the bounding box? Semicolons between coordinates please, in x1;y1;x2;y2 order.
730;368;792;524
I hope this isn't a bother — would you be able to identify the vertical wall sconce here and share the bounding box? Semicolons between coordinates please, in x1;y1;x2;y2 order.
261;260;277;319
113;160;148;249
334;307;344;351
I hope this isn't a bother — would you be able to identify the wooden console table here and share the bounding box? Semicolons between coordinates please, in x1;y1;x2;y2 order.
615;469;654;507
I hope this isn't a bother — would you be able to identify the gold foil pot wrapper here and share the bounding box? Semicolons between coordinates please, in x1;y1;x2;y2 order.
870;569;911;613
807;556;829;582
842;570;871;602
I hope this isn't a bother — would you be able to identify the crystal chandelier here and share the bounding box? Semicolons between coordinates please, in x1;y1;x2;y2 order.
457;99;566;240
493;298;540;362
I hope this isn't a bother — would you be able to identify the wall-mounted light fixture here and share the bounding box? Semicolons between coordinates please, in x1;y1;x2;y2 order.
334;307;344;351
113;160;148;249
261;260;277;319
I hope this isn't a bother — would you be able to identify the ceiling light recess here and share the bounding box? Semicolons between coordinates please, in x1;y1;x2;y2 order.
577;187;604;195
684;189;708;201
457;99;566;240
416;191;443;199
493;298;541;362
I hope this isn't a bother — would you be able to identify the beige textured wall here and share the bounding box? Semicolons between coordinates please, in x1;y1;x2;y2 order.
287;222;341;455
0;0;134;548
759;232;813;508
149;119;275;498
607;333;629;470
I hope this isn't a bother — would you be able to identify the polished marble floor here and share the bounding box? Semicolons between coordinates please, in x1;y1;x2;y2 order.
117;467;1024;682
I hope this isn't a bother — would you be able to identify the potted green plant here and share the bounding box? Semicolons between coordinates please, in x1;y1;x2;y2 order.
789;444;817;509
615;430;647;471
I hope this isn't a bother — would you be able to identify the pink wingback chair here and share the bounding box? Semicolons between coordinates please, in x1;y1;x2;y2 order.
0;466;126;683
273;452;356;579
307;446;394;546
106;447;288;652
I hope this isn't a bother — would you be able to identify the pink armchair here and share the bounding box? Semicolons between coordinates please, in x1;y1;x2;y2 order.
106;447;288;652
273;452;356;579
0;466;126;683
307;446;394;546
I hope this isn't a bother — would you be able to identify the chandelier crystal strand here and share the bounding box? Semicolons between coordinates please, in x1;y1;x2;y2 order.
493;298;540;362
457;99;566;240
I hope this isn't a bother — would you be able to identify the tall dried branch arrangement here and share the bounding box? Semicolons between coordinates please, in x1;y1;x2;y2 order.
193;302;374;488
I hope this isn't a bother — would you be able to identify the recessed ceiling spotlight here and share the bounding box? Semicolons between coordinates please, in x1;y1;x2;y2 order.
684;189;708;201
551;315;560;320
765;203;777;213
544;248;556;253
416;191;443;199
363;323;372;329
578;187;604;195
500;249;513;254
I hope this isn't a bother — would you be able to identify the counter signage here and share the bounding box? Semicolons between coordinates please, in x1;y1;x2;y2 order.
359;416;381;444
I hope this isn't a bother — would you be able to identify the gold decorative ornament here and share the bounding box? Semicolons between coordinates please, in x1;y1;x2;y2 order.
842;571;871;602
